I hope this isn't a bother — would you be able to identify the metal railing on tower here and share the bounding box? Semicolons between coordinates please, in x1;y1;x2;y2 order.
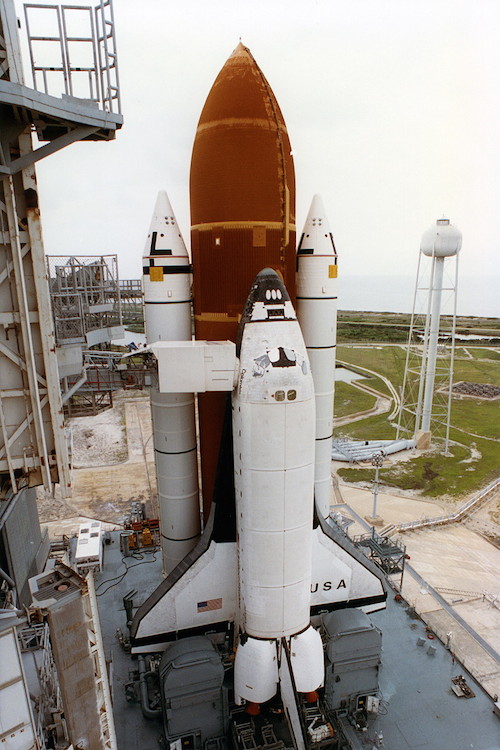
24;0;121;112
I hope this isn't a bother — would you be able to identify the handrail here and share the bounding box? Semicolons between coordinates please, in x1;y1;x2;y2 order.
382;477;500;535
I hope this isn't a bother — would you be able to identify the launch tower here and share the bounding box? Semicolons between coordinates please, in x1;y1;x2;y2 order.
0;2;122;747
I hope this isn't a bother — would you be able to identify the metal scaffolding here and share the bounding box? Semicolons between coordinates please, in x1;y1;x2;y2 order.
24;0;121;112
0;3;122;748
47;254;122;344
0;0;122;498
119;278;143;323
354;528;407;590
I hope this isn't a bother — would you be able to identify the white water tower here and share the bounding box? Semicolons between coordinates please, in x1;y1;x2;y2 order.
398;218;462;451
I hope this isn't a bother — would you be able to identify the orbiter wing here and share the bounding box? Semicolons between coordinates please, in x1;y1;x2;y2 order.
131;398;238;650
130;530;237;649
310;509;387;614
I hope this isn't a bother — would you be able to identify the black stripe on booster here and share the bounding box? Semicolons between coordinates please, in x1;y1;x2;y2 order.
150;231;157;253
306;344;337;350
143;265;192;275
161;532;200;543
150;248;172;256
154;447;197;457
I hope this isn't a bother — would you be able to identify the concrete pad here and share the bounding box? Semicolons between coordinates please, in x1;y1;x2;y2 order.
402;525;499;597
334;483;500;699
339;483;446;526
38;394;159;526
421;608;500;699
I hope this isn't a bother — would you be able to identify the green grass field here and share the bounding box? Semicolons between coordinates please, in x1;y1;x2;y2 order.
335;345;500;499
336;311;500;343
452;358;500;384
337;437;498;499
465;348;500;362
336;412;396;441
333;382;376;418
338;345;500;388
337;346;408;388
449;397;500;440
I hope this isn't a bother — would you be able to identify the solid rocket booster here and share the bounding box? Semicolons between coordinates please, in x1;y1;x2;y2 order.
232;269;324;705
190;42;297;518
296;195;338;519
142;191;200;574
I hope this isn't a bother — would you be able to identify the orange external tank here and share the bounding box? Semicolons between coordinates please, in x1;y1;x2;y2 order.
190;42;296;518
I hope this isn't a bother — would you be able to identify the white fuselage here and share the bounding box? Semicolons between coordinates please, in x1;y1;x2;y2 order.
233;311;315;637
232;289;324;705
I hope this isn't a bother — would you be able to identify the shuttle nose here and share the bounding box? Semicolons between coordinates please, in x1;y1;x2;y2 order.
241;268;291;319
237;268;296;355
253;268;290;304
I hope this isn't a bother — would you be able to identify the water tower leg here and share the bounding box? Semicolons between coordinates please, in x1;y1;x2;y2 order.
421;255;444;434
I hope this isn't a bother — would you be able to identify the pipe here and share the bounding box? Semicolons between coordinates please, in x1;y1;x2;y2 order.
0;566;15;589
138;656;162;720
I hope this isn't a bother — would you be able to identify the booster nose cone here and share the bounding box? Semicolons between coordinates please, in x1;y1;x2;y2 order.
298;193;337;258
143;190;189;260
142;191;192;343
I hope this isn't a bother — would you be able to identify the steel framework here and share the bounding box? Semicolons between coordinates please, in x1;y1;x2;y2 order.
0;0;122;498
47;254;122;344
24;0;121;112
396;240;459;452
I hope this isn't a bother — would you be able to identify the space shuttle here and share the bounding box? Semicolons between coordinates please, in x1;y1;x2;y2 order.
131;43;386;711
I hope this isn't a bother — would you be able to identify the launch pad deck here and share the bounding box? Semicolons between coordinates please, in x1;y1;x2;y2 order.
95;532;499;750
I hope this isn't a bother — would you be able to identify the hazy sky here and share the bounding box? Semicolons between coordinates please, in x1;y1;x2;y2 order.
18;0;500;315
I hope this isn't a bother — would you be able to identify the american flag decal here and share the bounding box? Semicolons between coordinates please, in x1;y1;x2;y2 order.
197;598;222;613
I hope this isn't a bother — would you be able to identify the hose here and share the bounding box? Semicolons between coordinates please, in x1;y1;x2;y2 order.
138;656;162;720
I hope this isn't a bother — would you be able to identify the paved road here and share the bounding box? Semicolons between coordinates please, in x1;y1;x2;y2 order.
337;358;401;420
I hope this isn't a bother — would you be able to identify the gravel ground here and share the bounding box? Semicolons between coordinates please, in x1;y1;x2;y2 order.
37;391;155;526
70;405;126;467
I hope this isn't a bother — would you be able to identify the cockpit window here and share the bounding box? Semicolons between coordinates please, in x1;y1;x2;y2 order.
264;288;283;302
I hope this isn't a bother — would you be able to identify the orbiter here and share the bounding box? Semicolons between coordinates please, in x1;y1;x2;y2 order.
133;43;386;715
